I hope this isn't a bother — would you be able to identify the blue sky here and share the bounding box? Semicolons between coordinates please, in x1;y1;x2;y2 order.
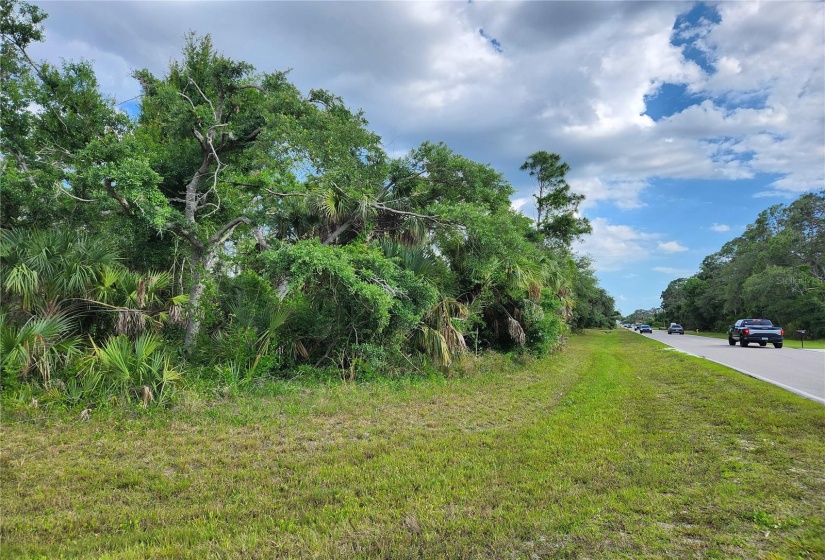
31;1;825;315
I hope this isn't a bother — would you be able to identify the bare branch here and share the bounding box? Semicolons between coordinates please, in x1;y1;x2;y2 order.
187;77;217;121
10;153;39;191
184;155;212;223
238;127;263;144
171;224;205;252
373;202;443;223
252;227;271;250
208;217;251;246
322;216;358;245
191;126;207;149
379;169;429;198
178;91;199;120
56;184;95;203
234;84;267;94
104;179;132;214
4;36;46;80
263;187;310;198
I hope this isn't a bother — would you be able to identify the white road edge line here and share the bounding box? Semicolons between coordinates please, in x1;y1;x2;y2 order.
653;336;825;405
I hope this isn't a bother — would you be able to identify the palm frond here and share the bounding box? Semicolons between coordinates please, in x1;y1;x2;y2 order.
4;264;39;310
399;216;427;246
1;227;122;313
416;297;469;366
315;188;345;222
1;312;81;383
413;324;451;367
508;316;526;346
87;333;180;404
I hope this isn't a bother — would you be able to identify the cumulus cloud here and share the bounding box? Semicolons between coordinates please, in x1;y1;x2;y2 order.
658;241;688;253
572;177;649;210
510;197;530;212
573;218;658;272
710;223;731;232
696;2;825;194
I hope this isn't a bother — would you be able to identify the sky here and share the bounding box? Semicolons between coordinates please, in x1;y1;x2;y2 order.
29;1;825;315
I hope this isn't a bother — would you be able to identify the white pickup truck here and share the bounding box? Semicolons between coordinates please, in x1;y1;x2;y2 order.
728;319;784;348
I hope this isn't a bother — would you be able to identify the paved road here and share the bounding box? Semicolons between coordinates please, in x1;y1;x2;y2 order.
634;329;825;404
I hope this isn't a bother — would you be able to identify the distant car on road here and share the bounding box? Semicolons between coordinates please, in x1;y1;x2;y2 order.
639;324;653;333
667;323;685;335
728;318;784;348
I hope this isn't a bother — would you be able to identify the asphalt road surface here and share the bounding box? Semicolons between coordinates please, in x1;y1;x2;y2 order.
635;329;825;405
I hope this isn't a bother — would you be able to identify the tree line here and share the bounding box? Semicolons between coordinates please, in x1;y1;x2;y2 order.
655;192;824;336
1;1;616;409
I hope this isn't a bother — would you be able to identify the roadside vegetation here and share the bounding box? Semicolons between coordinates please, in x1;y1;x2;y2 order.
1;1;617;411
3;329;823;559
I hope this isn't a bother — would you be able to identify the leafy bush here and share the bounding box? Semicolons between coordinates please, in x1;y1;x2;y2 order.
522;292;568;356
260;240;438;373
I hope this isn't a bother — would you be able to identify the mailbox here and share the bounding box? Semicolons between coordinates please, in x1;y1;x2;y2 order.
796;329;807;348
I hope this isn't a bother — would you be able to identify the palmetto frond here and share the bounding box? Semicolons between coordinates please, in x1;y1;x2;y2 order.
540;260;567;294
557;285;576;322
356;194;377;222
378;240;437;280
112;270;188;334
86;332;179;402
1;227;120;313
0;311;82;383
315;188;347;223
508;316;526;346
539;259;575;321
412;324;451;367
3;263;39;310
504;260;543;297
95;265;124;305
415;297;468;367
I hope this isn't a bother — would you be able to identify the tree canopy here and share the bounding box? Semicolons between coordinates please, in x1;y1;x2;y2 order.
659;191;825;336
520;150;591;246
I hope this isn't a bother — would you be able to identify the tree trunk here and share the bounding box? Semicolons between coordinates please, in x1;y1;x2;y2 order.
183;249;217;351
177;217;249;351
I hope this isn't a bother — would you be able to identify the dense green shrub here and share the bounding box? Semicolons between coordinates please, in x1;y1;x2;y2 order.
523;291;568;356
259;240;439;371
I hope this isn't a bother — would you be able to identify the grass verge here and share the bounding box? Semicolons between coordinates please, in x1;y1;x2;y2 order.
3;330;824;558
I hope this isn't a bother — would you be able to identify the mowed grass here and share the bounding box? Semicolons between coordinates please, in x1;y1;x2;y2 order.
3;330;824;559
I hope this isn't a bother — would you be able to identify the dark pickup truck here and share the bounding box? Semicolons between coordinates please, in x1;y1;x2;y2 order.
728;319;784;348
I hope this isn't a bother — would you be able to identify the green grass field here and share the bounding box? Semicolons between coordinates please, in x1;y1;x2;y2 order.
3;330;824;559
